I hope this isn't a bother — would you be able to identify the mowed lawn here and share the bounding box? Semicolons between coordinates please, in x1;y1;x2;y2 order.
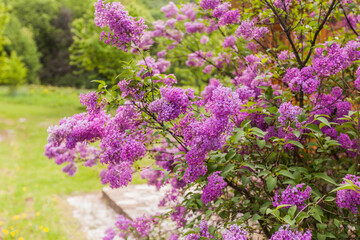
0;86;104;240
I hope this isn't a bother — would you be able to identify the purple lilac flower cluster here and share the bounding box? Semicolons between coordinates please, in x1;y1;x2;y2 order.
149;86;195;122
137;56;171;78
236;20;269;41
45;92;109;175
312;41;360;77
336;174;360;214
278;102;303;126
270;225;312;240
273;184;312;210
99;104;147;188
94;0;147;51
178;85;240;182
160;2;178;18
211;2;240;26
104;215;153;240
201;171;227;204
222;224;248;240
282;67;320;94
355;66;360;90
200;0;221;10
184;221;212;240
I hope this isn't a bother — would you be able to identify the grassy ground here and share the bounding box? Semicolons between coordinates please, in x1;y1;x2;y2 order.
0;85;147;240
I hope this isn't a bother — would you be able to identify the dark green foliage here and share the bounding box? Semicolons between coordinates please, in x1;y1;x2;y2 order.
4;15;41;84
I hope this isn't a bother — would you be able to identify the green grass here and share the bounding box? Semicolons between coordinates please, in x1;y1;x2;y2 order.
0;85;148;240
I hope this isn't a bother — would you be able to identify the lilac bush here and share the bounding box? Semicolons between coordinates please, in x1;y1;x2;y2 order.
45;0;360;239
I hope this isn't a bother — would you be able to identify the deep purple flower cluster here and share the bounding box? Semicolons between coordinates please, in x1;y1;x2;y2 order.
236;20;269;41
278;102;303;126
170;206;187;227
205;86;240;118
273;184;311;210
222;224;248;240
355;66;360;90
336;174;360;214
282;67;319;94
184;221;212;240
200;0;221;10
100;162;133;189
177;83;242;182
94;0;147;51
149;86;194;122
311;87;351;123
312;41;360;77
201;171;227;204
45;92;109;175
99;104;147;188
270;226;312;240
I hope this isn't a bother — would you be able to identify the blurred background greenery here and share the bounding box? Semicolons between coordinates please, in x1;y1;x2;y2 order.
0;0;177;88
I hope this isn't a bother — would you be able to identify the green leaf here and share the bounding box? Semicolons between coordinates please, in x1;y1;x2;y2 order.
286;140;304;149
91;80;106;86
252;214;262;222
293;130;301;138
288;205;297;218
251;127;267;138
266;175;277;192
316;117;331;127
241;120;251;128
329;183;356;193
260;201;272;214
205;209;213;218
307;124;322;134
278;170;295;179
222;164;235;176
257;139;266;149
276;204;293;210
283;215;295;225
234;129;244;144
314;173;337;186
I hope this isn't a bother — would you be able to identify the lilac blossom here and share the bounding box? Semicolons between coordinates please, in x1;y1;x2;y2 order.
282;67;319;94
278;102;302;126
312;42;351;77
160;2;178;18
218;9;240;26
278;50;289;61
201;171;227;204
213;2;231;18
200;0;221;10
184;22;206;33
149;86;194;122
200;35;209;44
94;0;147;51
336;174;360;214
186;51;206;67
223;35;237;48
236;20;269;41
222;224;248;240
181;3;197;21
100;162;133;188
273;184;312;210
270;226;312;240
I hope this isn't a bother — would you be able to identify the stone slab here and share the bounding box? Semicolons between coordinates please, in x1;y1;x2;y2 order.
67;193;119;240
102;185;168;220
